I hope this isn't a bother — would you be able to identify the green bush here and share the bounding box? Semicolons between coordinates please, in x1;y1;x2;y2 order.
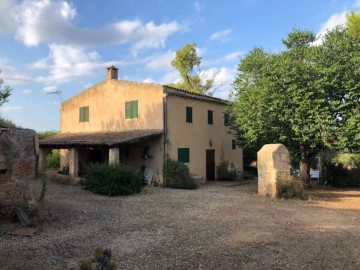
322;163;360;188
83;163;142;196
0;117;18;127
165;158;198;189
216;160;237;181
37;130;59;139
277;173;307;199
46;149;60;169
79;247;117;270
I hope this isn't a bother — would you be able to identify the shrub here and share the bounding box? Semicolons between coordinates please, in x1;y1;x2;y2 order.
79;247;117;270
165;158;198;189
322;163;360;188
216;160;237;181
277;173;307;199
83;163;142;196
46;149;60;169
0;117;18;128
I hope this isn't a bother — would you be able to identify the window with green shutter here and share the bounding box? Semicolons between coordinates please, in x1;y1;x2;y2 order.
178;148;190;163
186;106;192;123
79;106;89;122
208;110;213;125
232;139;236;150
224;113;230;126
125;100;138;119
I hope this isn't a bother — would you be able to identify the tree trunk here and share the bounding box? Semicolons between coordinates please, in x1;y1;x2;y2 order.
299;149;310;184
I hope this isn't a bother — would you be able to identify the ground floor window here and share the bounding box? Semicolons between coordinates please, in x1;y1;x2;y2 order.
178;148;190;163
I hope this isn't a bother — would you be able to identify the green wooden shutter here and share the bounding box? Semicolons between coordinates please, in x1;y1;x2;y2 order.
79;106;89;122
125;101;132;119
224;113;229;126
84;107;89;122
79;107;83;122
208;110;213;124
132;100;138;118
178;148;190;163
186;107;192;123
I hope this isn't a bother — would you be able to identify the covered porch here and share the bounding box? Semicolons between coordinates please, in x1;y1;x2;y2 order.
38;130;164;183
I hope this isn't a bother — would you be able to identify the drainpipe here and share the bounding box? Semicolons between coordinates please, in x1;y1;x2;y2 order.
163;91;168;187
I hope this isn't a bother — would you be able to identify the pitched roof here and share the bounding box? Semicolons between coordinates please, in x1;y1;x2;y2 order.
164;85;229;105
39;129;163;148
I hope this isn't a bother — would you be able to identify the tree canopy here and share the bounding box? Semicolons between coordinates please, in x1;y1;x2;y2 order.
232;27;360;182
169;43;214;95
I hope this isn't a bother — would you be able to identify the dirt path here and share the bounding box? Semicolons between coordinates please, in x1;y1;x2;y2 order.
0;181;359;270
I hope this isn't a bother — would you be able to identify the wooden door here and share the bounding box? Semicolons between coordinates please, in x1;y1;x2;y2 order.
206;149;215;180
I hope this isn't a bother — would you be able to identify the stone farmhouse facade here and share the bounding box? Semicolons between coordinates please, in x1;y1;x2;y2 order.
39;66;243;185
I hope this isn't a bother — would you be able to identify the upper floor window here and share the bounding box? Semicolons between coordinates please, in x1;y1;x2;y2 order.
186;106;193;123
232;139;236;150
208;110;213;125
125;100;138;119
79;106;89;122
224;113;230;126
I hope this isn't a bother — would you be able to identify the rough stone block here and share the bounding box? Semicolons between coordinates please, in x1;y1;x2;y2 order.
257;144;291;198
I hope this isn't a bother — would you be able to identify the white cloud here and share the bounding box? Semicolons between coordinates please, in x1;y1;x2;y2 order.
6;0;183;54
224;51;243;61
22;89;33;94
0;60;34;85
210;29;232;42
33;44;124;84
146;50;175;71
159;71;181;85
194;1;203;12
42;85;58;93
0;0;15;33
143;78;155;83
0;106;23;113
314;11;347;45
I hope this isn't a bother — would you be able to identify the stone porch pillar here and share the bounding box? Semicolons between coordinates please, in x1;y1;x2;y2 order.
109;148;120;164
38;147;51;173
69;148;79;177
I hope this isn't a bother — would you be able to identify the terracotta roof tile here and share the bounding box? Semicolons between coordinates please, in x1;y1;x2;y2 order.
39;129;163;148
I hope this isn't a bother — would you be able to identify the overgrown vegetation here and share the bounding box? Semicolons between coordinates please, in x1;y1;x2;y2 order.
216;160;237;181
46;149;60;169
276;173;307;199
37;130;59;140
83;163;143;196
0;117;18;128
79;247;117;270
165;158;198;189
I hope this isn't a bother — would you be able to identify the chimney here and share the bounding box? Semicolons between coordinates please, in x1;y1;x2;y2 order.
106;65;118;80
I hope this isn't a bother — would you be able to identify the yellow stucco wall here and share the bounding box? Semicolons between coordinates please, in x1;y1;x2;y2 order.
166;94;243;179
61;80;164;133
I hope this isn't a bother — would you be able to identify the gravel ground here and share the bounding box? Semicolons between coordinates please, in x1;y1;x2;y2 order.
0;180;359;270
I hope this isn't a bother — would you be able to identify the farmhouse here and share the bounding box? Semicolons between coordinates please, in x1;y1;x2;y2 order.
39;66;243;184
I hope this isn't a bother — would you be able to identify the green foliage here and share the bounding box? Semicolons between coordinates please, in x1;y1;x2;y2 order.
322;163;360;188
0;117;18;128
46;149;60;169
232;28;360;183
276;173;307;199
0;71;11;107
216;160;237;181
165;158;198;189
79;248;117;270
84;163;143;196
169;43;214;95
37;130;59;139
346;11;360;38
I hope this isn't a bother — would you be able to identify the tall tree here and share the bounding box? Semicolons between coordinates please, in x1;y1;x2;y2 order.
232;29;359;183
0;71;11;107
346;11;360;38
169;43;214;95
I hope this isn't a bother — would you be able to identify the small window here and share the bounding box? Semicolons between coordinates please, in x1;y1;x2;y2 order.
186;107;193;123
125;100;138;119
208;110;213;125
178;148;190;163
232;140;236;150
224;113;230;126
79;106;89;122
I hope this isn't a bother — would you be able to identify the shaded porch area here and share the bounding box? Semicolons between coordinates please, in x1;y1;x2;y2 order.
38;130;163;181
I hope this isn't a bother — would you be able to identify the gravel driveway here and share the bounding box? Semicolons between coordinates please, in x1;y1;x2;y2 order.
1;180;359;270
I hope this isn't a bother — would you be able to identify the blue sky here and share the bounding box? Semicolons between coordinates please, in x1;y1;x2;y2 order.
0;0;359;131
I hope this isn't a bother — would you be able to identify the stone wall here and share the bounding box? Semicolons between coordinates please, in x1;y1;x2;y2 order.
0;127;39;216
